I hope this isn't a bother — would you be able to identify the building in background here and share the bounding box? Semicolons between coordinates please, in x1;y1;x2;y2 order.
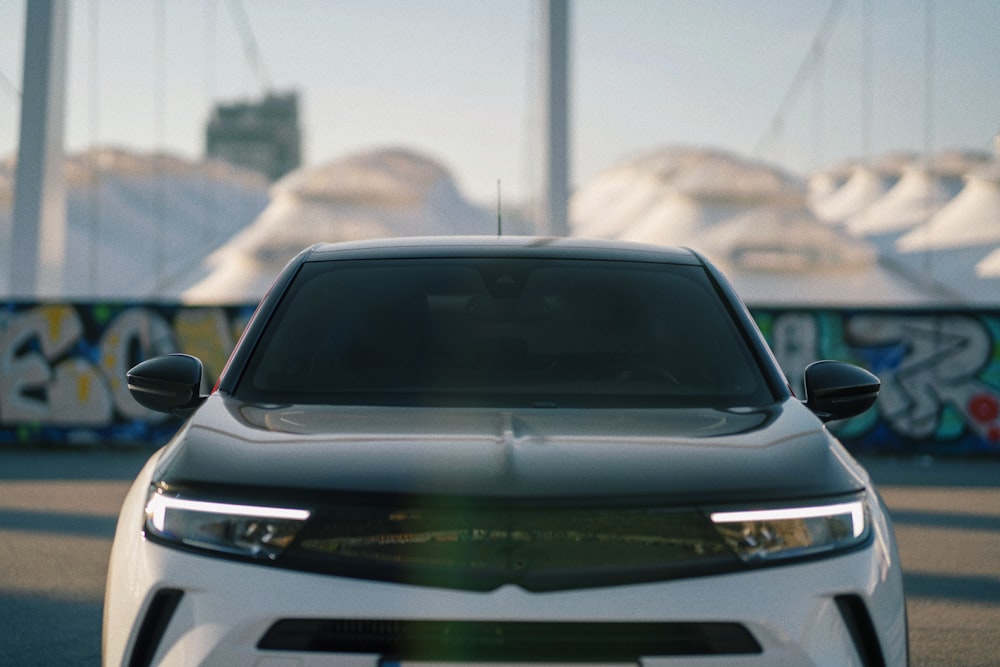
205;91;302;181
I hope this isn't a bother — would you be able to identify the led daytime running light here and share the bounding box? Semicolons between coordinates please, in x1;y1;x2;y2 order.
710;500;865;539
146;494;311;533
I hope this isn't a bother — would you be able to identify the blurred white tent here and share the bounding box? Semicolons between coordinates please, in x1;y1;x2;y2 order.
890;159;1000;303
844;151;988;253
0;149;269;298
569;146;947;305
694;207;936;306
5;141;998;307
809;155;911;224
183;148;518;303
571;146;804;246
807;164;852;206
977;247;1000;278
897;161;1000;253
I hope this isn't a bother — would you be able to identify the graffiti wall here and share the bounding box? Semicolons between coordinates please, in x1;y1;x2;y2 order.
0;302;255;446
2;301;1000;454
755;309;1000;455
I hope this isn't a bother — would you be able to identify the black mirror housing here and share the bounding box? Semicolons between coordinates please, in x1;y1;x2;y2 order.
803;360;880;422
127;354;206;417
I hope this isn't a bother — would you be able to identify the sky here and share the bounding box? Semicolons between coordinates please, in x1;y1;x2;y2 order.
1;0;999;206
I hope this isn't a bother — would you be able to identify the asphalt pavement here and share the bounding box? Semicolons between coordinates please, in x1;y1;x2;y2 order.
0;448;151;666
0;448;998;666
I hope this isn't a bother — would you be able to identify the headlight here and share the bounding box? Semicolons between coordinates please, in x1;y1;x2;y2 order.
145;488;311;560
709;497;868;563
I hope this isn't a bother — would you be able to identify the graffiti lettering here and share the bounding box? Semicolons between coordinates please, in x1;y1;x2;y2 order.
0;305;112;424
846;315;1000;443
0;302;255;445
758;310;1000;453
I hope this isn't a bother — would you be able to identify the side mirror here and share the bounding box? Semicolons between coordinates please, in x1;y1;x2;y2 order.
127;354;206;417
802;360;880;422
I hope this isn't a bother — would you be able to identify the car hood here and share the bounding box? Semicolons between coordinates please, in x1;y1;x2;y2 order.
154;396;866;504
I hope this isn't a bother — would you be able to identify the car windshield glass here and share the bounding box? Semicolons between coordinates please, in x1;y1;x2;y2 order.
236;258;773;408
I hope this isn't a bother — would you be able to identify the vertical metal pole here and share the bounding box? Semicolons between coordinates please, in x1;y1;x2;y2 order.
541;0;570;237
860;0;872;164
10;0;69;297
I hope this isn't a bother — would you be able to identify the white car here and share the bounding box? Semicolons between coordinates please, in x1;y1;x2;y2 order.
104;237;908;666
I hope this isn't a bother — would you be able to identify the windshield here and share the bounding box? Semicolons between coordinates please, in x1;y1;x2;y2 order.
236;257;773;408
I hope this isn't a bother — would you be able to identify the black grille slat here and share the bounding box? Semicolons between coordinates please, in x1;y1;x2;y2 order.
257;619;762;659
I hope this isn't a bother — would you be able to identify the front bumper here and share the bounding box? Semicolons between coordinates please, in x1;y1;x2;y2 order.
104;461;907;667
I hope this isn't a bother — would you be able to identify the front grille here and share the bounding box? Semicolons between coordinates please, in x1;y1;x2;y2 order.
281;504;738;591
257;619;762;659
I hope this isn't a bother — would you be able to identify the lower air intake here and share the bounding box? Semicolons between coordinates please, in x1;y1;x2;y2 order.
257;619;762;660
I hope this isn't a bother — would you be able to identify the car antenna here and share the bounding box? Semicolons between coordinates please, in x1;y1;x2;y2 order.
496;179;503;236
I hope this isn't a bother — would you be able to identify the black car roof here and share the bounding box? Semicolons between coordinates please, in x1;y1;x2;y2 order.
303;236;703;265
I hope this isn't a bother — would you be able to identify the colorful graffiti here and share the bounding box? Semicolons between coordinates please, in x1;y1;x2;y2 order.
2;301;1000;454
0;302;254;446
756;309;1000;455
